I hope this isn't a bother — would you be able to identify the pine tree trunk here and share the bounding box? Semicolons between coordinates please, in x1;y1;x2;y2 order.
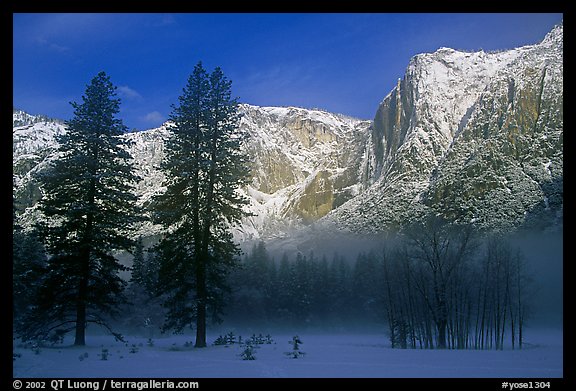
74;279;87;346
195;306;207;348
195;257;207;348
75;248;91;346
75;171;96;346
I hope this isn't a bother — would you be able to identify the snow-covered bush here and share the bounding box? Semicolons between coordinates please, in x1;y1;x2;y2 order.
285;335;305;359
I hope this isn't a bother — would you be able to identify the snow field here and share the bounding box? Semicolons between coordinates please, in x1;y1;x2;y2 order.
13;328;562;378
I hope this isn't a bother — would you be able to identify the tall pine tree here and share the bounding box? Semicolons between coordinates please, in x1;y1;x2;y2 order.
151;62;250;347
19;72;141;346
154;62;248;347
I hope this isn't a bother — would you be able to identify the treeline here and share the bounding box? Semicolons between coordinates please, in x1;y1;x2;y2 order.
122;217;534;350
228;242;371;329
378;220;531;350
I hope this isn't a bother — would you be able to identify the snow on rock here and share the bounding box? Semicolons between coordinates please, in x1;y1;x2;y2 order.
233;104;372;241
321;22;563;234
12;104;372;242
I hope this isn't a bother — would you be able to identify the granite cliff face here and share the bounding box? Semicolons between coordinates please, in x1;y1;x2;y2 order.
13;23;563;241
235;105;371;239
424;25;563;231
320;23;563;234
13;111;66;210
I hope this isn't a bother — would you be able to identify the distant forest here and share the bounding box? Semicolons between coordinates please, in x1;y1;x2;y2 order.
123;218;534;351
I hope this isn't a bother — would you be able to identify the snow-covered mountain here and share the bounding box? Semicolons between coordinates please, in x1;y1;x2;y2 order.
233;105;371;240
12;22;563;244
13;110;66;210
12;105;372;240
320;22;563;234
120;105;373;240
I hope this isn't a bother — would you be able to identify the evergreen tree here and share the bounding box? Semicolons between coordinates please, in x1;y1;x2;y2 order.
151;62;250;348
123;241;164;339
227;240;274;324
13;230;46;318
19;72;141;346
329;254;353;324
309;255;330;324
274;252;294;323
293;252;311;323
249;241;271;285
130;237;146;287
13;198;47;329
352;251;383;322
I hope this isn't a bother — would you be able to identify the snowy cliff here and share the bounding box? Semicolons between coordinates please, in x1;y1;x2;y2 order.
320;22;563;234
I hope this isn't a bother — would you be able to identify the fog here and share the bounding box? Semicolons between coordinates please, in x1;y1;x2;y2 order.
509;230;563;328
227;226;564;338
111;225;563;343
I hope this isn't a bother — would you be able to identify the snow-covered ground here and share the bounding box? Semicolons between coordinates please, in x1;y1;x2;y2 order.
13;328;562;378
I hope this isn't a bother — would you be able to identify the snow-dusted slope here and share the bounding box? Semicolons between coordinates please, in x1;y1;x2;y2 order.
12;105;372;240
235;105;371;240
13;110;65;156
13;110;66;209
423;24;563;231
123;105;372;240
321;22;563;234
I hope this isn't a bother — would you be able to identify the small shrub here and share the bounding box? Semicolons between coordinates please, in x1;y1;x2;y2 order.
226;332;237;345
31;342;41;355
99;348;110;360
285;335;305;359
239;342;258;360
214;332;242;346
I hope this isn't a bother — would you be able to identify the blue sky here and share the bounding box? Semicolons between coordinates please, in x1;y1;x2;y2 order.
13;13;563;130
